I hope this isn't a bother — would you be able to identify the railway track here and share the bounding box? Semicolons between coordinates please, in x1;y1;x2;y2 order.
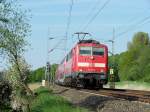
78;88;150;104
57;85;150;104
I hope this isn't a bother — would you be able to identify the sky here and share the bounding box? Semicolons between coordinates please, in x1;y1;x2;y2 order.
1;0;150;70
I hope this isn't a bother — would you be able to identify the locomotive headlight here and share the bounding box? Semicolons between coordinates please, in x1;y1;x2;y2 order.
100;69;106;74
100;69;104;73
79;69;83;72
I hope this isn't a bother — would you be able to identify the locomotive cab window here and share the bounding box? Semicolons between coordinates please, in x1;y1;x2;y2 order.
92;47;104;56
79;46;91;56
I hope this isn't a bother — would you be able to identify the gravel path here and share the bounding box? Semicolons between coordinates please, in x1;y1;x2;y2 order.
52;85;150;112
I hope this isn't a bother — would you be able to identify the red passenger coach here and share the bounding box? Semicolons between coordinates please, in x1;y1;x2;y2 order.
55;39;108;88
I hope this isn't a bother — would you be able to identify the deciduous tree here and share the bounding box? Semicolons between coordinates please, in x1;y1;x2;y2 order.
0;0;32;111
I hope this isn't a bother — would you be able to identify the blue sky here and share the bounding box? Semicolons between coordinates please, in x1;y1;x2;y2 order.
9;0;150;69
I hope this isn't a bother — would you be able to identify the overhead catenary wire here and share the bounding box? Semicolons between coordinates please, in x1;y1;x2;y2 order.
77;0;102;31
139;19;150;28
64;0;74;55
47;34;78;54
54;1;150;54
86;0;102;18
80;0;111;31
65;0;74;38
101;8;150;40
51;0;74;56
48;38;67;53
116;15;150;38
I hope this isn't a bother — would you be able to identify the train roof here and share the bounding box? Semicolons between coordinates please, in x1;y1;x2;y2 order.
78;39;100;44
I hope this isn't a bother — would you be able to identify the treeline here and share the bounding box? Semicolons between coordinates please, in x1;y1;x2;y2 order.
28;64;58;82
109;32;150;82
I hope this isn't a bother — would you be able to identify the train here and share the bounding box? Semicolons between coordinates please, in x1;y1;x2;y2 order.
55;39;108;89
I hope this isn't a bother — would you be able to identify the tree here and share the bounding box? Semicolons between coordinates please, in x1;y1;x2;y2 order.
118;32;150;82
5;58;32;111
28;64;58;83
0;0;32;111
0;0;32;92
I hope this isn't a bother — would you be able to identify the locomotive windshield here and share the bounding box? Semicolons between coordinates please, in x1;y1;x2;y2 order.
79;46;91;56
79;46;104;56
92;47;104;56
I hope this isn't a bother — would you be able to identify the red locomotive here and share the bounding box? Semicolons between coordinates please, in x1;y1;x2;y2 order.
55;39;108;89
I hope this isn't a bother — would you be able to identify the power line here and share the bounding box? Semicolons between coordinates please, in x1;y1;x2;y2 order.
139;19;150;27
48;38;66;53
116;15;150;38
80;0;111;31
64;0;74;55
77;0;102;31
86;0;102;18
101;8;150;40
65;0;74;39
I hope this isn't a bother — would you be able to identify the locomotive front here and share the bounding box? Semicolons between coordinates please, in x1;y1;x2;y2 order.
74;40;108;88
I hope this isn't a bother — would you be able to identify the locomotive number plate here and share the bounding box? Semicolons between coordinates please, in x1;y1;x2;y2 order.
89;63;94;67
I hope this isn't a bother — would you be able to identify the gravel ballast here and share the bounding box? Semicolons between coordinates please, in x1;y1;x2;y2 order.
52;85;150;112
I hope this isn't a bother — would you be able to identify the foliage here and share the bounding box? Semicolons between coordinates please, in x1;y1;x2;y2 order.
110;32;150;82
29;67;45;82
0;80;12;112
0;0;30;63
108;54;120;82
50;64;58;78
0;0;32;111
5;59;31;86
4;58;33;111
31;87;87;112
28;64;58;83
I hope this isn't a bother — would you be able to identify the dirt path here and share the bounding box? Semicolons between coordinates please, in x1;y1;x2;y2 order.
28;83;41;91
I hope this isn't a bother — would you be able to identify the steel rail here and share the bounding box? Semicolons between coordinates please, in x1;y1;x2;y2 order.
56;85;150;104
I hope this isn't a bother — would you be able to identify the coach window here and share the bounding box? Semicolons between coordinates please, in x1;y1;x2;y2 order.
61;58;65;64
69;51;72;59
67;52;71;61
66;55;69;62
92;47;104;56
80;46;91;56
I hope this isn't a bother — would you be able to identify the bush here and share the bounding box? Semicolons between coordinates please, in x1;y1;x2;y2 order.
0;81;12;112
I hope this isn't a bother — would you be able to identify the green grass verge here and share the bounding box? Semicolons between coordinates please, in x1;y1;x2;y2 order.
114;81;150;90
31;87;87;112
115;81;150;87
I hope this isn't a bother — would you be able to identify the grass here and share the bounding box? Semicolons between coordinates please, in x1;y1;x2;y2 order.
115;81;150;86
114;81;150;90
31;87;87;112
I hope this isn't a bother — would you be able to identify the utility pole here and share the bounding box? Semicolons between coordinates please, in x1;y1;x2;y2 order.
43;28;54;87
74;32;91;41
109;28;115;89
